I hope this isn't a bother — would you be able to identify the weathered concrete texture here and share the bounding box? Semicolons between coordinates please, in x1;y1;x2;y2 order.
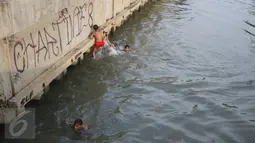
0;38;12;103
0;0;149;122
7;0;95;96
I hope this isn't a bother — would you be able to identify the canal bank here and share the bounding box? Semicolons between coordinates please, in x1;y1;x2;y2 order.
0;0;150;123
1;0;255;142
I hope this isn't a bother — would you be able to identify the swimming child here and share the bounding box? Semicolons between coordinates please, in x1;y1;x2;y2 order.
89;24;105;58
72;119;92;136
124;44;136;52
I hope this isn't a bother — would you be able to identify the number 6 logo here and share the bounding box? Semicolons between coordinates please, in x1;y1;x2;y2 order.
8;110;31;137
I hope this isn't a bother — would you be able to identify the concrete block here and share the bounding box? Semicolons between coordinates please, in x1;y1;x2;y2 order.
43;84;50;95
0;0;13;39
94;0;106;26
130;0;138;4
79;54;84;61
55;72;64;80
0;107;25;124
123;0;131;8
0;39;13;102
71;61;78;66
105;0;113;20
113;0;124;16
32;90;44;100
0;108;16;124
63;69;67;76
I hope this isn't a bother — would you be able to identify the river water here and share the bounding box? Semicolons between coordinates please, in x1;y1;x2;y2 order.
8;0;255;142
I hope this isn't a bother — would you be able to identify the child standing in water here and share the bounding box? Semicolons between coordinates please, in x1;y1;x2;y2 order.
89;24;105;58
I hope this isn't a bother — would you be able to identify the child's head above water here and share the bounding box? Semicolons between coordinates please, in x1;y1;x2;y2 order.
93;24;99;31
124;44;130;52
72;119;83;130
124;44;130;49
124;44;130;50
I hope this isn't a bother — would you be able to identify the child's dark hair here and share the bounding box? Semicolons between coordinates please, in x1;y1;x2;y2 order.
72;119;83;129
93;25;99;31
124;44;130;49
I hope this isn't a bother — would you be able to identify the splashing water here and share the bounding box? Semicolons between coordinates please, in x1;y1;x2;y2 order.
95;44;124;59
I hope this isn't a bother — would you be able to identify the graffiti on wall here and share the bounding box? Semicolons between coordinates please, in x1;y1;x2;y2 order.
11;2;94;73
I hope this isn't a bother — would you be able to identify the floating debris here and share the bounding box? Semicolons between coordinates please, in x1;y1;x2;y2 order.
114;107;121;114
249;120;255;122
222;103;238;109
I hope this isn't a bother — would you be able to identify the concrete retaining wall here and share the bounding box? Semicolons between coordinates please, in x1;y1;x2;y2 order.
0;0;149;123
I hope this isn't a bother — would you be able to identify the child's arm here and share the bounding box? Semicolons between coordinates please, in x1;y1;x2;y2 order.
89;32;94;40
131;48;137;52
106;38;111;45
106;38;116;49
82;124;88;130
127;49;137;52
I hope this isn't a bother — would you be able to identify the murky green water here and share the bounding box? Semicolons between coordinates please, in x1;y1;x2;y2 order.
7;0;255;142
